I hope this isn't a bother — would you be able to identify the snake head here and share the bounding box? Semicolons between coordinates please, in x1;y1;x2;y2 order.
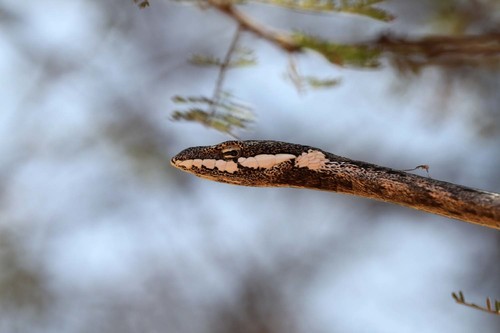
171;140;324;186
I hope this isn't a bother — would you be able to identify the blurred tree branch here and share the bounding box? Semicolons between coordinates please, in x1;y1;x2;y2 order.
377;33;500;72
135;0;500;70
207;0;500;69
207;0;300;53
144;0;500;134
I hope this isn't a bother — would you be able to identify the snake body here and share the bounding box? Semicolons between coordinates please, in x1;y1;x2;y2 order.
171;140;500;229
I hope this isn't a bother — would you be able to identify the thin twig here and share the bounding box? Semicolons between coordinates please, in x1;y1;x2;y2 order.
452;292;500;315
209;25;242;116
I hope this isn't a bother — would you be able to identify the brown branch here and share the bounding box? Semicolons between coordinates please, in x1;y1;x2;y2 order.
205;1;500;69
206;0;301;52
376;33;500;58
381;35;500;70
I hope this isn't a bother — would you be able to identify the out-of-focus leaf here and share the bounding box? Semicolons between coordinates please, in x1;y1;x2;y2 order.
133;0;150;9
231;47;257;67
190;48;256;67
292;32;382;67
172;93;253;113
286;60;341;92
251;0;394;22
215;91;254;113
341;4;394;22
189;54;223;66
305;76;341;89
171;94;255;135
172;95;213;104
286;69;341;92
171;108;254;135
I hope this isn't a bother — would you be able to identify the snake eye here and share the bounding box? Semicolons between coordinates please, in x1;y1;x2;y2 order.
221;145;241;160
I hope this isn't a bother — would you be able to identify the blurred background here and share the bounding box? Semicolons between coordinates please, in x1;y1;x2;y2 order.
0;0;499;332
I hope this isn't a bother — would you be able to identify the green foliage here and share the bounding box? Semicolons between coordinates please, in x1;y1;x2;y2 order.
189;54;222;67
305;76;341;89
286;61;341;92
339;0;394;22
230;47;258;67
288;75;342;92
190;48;256;67
293;32;381;67
171;94;255;136
251;0;394;22
134;0;391;134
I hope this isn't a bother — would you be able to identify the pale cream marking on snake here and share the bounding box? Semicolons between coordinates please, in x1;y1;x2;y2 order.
180;154;297;172
193;159;203;169
182;153;316;171
295;150;329;170
275;153;296;164
225;161;238;173
202;159;216;169
179;160;193;169
179;158;238;173
254;154;278;168
215;159;227;172
238;154;296;169
238;156;258;169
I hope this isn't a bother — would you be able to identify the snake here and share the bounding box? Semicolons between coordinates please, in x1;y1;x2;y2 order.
171;140;500;230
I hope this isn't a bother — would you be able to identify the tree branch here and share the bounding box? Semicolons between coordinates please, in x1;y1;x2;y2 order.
207;0;301;53
206;1;500;69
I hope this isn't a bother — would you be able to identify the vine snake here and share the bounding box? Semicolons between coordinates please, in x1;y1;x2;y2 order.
171;140;500;230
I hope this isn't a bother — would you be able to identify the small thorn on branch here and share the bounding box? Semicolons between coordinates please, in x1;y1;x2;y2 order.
402;164;430;177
